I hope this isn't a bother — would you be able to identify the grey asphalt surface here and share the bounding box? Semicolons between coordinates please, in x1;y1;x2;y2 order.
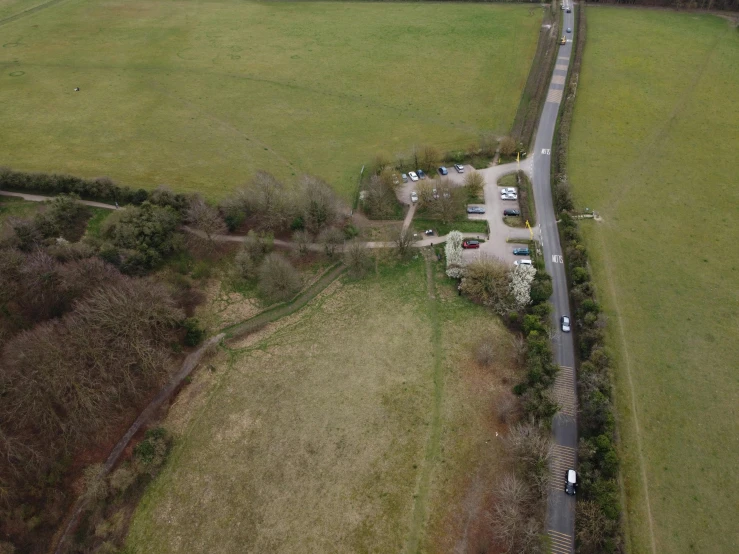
533;5;578;552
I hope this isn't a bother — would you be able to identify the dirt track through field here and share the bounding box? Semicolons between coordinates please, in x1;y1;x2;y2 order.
404;252;443;553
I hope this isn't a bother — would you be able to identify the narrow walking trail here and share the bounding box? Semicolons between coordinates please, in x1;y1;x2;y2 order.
404;251;444;554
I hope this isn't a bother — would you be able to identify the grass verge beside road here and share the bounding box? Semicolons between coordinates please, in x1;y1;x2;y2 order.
0;1;540;200
568;9;739;553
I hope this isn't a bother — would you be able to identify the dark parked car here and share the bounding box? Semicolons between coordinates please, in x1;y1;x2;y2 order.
565;469;578;495
467;206;485;214
503;209;520;217
438;166;448;176
513;247;530;256
462;240;480;249
417;169;426;179
561;316;571;333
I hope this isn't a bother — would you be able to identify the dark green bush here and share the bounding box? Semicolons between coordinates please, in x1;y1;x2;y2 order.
182;318;205;347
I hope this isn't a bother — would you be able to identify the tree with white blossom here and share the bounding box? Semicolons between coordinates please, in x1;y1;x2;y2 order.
445;230;464;278
509;263;536;309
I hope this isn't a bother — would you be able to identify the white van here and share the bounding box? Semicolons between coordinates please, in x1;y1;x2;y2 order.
514;259;532;266
565;469;577;495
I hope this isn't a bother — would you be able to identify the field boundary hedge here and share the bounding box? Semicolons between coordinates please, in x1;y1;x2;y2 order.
551;5;625;553
510;2;559;150
0;167;190;212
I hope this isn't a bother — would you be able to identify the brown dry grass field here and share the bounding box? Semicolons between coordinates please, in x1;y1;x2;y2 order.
125;258;518;553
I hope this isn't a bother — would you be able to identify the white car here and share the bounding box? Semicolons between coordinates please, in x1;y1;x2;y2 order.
454;164;465;173
408;171;419;182
514;259;532;266
501;193;518;201
410;191;418;203
500;187;517;194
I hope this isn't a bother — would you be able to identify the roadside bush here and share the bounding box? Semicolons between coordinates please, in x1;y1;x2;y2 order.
182;317;205;346
257;253;301;302
463;172;484;199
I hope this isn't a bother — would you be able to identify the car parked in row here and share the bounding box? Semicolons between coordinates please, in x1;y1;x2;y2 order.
408;171;419;182
513;247;530;256
454;164;464;173
501;193;518;201
500;187;517;195
467;206;485;214
402;173;409;183
503;209;520;216
462;240;480;249
417;169;427;179
438;166;448;176
514;259;532;266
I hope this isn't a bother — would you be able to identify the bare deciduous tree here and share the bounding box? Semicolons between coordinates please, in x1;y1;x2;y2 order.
299;175;340;234
257;253;301;302
395;228;418;258
343;240;372;278
476;337;496;367
186;195;227;248
576;500;611;554
292;230;312;256
499;136;517;156
317;227;344;258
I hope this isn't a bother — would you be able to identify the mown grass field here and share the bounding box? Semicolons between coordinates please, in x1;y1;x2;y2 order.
0;0;542;200
125;259;517;553
568;9;739;553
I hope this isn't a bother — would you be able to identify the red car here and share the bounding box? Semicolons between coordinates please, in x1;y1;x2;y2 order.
462;240;480;249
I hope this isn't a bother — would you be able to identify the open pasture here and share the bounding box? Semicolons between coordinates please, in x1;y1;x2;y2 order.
0;1;542;199
125;260;517;553
568;8;739;553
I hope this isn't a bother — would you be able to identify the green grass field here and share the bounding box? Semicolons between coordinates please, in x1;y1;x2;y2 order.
125;260;516;553
0;0;541;200
568;9;739;553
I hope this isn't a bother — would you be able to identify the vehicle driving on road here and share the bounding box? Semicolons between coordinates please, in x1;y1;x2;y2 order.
561;316;571;332
565;469;577;495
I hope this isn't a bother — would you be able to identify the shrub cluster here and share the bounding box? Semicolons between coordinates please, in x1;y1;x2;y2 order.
511;259;559;424
0;167;189;211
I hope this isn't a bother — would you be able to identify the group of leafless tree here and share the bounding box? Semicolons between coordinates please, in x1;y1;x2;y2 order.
492;422;554;553
218;172;343;236
0;244;184;549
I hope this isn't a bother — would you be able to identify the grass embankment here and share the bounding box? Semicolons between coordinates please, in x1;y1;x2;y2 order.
0;196;40;227
126;259;515;553
568;9;739;553
0;1;540;200
413;218;488;237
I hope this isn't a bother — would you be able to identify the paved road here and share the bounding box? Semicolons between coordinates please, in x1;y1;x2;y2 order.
531;4;578;552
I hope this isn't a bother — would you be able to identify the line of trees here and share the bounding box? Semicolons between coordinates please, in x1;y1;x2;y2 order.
551;5;623;552
0;167;190;210
588;0;738;9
